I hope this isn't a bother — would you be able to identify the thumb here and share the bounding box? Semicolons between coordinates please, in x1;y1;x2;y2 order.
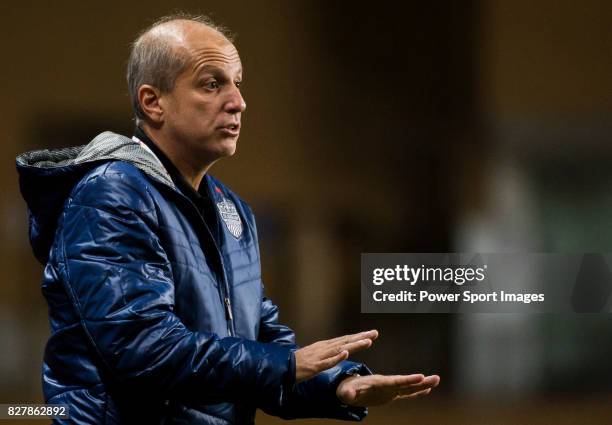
319;349;349;371
336;377;358;403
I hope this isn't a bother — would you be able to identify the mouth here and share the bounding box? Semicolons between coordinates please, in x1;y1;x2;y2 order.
218;123;240;137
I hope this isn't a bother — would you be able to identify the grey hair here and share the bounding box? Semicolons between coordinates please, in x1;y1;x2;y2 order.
127;13;233;125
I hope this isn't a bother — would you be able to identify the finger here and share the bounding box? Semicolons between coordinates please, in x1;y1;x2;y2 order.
376;374;425;387
398;382;435;396
328;330;379;345
353;374;424;392
397;388;432;400
397;378;440;396
316;349;349;372
399;374;440;389
425;374;440;388
326;338;373;357
354;374;423;388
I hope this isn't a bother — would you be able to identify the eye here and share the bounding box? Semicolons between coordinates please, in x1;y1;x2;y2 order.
235;80;242;88
202;80;220;90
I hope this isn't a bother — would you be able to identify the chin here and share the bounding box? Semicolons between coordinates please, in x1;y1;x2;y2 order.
215;138;238;158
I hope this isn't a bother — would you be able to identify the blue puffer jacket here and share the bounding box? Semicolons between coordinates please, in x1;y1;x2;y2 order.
16;132;369;424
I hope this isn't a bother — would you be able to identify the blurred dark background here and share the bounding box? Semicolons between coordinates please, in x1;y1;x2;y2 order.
2;1;611;424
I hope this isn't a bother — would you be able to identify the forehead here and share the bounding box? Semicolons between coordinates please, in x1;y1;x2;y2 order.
181;24;242;74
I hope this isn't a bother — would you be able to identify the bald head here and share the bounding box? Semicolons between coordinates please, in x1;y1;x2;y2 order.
143;18;231;52
127;14;233;124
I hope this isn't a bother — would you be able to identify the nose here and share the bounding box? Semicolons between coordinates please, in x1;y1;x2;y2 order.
224;85;246;114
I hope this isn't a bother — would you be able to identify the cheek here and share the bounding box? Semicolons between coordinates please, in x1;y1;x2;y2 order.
166;88;219;131
188;97;216;121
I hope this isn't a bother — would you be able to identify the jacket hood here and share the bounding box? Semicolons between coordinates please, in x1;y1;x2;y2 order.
16;131;174;264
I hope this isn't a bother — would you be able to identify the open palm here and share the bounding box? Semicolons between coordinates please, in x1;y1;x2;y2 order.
336;374;440;407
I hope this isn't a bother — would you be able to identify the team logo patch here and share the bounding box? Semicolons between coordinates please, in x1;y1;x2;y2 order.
216;197;243;239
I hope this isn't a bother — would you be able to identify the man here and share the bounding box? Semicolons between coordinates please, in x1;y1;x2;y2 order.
16;14;439;424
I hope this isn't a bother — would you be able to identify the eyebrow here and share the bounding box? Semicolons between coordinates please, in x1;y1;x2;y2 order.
194;64;243;78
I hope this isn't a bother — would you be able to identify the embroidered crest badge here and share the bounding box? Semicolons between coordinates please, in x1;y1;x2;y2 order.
216;197;243;239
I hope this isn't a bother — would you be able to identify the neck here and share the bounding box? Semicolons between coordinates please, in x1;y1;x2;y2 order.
141;124;211;191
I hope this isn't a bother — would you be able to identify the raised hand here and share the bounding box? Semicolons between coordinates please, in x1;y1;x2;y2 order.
294;330;379;383
336;373;440;406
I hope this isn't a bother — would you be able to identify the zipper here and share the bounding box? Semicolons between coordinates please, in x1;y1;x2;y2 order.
163;184;236;337
224;297;233;337
224;297;234;322
131;136;236;336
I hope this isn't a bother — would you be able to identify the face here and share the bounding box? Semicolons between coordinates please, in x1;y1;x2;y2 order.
159;25;246;165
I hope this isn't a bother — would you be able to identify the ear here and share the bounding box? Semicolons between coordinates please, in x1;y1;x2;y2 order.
138;84;164;124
